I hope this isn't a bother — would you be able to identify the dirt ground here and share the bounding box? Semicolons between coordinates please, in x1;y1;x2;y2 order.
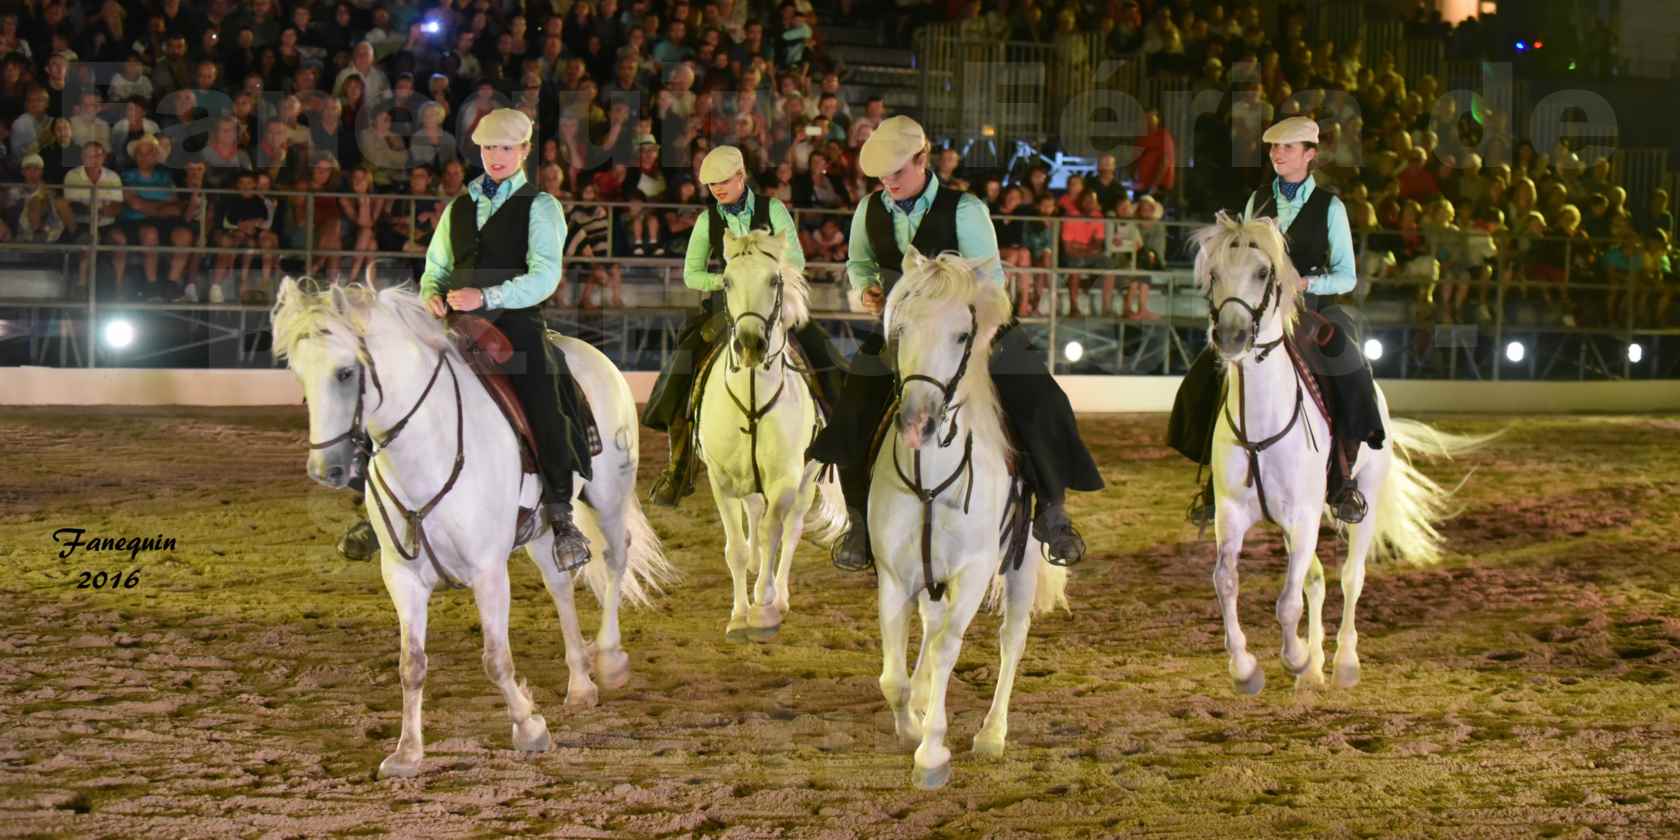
1;408;1679;839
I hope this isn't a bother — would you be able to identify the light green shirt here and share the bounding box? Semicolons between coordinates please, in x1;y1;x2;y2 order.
420;170;568;310
682;189;804;292
845;172;1004;291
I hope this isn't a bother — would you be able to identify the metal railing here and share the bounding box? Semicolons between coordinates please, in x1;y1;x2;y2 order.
1;186;1676;380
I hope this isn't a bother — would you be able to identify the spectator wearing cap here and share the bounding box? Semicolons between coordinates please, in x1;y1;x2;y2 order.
6;154;72;245
114;134;186;299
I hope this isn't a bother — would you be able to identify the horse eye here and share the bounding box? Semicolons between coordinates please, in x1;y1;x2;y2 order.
335;367;354;383
954;332;970;345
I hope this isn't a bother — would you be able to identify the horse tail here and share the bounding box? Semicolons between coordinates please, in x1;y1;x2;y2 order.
985;546;1071;617
1369;417;1496;567
802;464;849;548
576;491;678;610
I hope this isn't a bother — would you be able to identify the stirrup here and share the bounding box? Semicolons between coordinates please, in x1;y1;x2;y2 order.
546;506;592;573
337;518;379;562
831;513;873;572
1330;487;1369;524
1033;505;1087;567
648;467;690;508
1186;485;1216;529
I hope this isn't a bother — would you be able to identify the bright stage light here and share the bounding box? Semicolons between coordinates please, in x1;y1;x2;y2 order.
1628;343;1644;364
1063;341;1084;363
104;319;136;350
1504;340;1526;364
1363;337;1384;361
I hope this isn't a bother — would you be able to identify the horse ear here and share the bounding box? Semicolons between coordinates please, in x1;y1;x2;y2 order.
902;244;926;275
722;228;740;254
328;282;351;315
966;253;1000;279
277;275;299;305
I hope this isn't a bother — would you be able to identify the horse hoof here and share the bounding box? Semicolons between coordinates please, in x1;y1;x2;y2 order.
725;619;750;644
747;623;781;642
596;648;631;690
566;680;599;708
1232;667;1266;696
971;733;1006;759
1295;667;1327;691
377;753;422;779
912;761;953;790
1281;646;1311;676
513;715;551;753
1333;661;1361;689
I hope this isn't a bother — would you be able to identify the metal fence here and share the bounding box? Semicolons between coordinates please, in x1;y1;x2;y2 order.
1;185;1675;381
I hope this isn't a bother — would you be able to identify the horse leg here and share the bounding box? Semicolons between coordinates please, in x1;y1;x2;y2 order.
774;472;821;616
591;501;632;690
472;564;550;753
378;572;432;779
712;473;752;643
748;486;796;639
877;574;920;746
1215;508;1264;695
527;539;599;708
974;555;1038;759
1277;510;1320;676
1336;507;1377;689
1296;553;1328;690
911;568;988;791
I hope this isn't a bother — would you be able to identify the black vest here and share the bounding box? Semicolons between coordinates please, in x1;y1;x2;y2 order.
864;178;963;294
705;191;774;270
1248;182;1334;279
445;180;541;299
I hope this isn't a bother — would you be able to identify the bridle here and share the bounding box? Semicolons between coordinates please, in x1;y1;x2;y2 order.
722;249;790;373
888;303;980;602
719;249;810;496
1207;260;1282;360
304;334;468;588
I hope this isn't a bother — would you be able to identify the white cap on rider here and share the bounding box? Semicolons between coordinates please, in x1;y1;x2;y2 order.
1262;115;1319;145
859;115;928;177
471;108;534;146
699;145;744;183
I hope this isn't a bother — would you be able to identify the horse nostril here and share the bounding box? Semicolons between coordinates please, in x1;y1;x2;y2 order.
921;417;936;439
325;465;345;482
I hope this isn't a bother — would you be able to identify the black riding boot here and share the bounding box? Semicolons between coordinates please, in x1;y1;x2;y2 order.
1326;439;1369;524
545;501;591;572
649;412;698;507
339;441;380;561
830;457;874;571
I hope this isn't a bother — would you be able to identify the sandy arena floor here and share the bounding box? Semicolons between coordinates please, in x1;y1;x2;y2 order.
1;408;1678;839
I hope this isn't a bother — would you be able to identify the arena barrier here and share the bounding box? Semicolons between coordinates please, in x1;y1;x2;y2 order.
6;367;1679;414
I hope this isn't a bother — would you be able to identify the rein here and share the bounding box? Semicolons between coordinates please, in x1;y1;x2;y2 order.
889;304;981;601
307;337;469;589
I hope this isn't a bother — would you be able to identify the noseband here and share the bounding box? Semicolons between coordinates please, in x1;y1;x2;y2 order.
1208;263;1279;356
894;303;977;449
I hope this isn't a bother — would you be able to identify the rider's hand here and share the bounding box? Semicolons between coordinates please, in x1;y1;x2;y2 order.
861;284;885;315
1298;275;1311;292
425;294;448;318
447;288;485;312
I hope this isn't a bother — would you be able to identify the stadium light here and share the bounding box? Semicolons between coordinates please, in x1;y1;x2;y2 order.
1363;337;1384;362
104;319;136;350
1628;343;1644;364
1515;40;1527;52
1504;340;1526;364
1063;341;1084;363
422;19;441;34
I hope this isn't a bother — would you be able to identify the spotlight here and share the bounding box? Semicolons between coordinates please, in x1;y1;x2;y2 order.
1515;40;1527;52
1533;40;1544;49
1504;340;1526;364
1628;343;1644;364
1063;340;1084;363
1363;337;1384;362
104;318;136;350
422;20;441;34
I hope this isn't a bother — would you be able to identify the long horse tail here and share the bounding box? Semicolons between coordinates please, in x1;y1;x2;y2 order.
1369;417;1497;567
576;494;678;609
985;544;1072;617
802;463;849;549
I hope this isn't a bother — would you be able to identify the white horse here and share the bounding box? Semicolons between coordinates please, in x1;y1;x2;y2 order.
697;229;846;642
273;278;674;778
871;248;1069;790
1193;214;1482;695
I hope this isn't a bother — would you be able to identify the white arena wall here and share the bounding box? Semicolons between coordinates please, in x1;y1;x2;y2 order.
5;367;1680;414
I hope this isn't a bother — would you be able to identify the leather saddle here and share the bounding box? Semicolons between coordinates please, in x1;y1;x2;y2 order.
449;314;604;545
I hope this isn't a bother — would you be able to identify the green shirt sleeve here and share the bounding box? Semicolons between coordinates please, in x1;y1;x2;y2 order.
419;196;456;301
954;193;1005;286
769;198;805;275
683;207;724;292
846;192;879;292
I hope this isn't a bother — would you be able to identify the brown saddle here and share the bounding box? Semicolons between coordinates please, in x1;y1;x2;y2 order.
449;314;604;472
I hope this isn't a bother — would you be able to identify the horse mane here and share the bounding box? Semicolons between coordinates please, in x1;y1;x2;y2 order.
884;249;1013;460
1188;211;1303;336
724;229;811;328
272;277;454;365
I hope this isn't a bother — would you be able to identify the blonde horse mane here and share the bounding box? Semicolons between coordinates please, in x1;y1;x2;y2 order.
1188;211;1303;336
884;247;1013;460
723;229;811;328
272;277;453;365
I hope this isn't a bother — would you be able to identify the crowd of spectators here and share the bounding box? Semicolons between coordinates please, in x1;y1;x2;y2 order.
0;0;1669;328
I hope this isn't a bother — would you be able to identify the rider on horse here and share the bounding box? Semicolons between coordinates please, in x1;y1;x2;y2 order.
810;115;1105;570
1171;115;1385;527
407;107;594;572
643;144;847;507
